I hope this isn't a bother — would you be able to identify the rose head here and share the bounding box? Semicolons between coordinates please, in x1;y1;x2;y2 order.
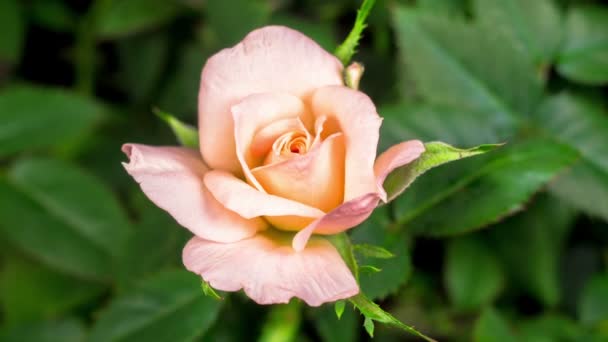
122;26;424;306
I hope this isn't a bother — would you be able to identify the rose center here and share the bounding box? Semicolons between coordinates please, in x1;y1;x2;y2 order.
264;130;311;165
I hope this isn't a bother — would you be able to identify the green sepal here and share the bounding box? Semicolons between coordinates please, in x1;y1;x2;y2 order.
354;244;395;259
334;300;346;320
201;280;222;300
154;108;199;148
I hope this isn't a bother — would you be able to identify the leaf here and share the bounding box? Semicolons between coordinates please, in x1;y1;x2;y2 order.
269;14;338;51
350;294;437;342
489;195;576;307
518;315;593;342
392;6;542;127
97;0;181;39
579;273;608;327
0;257;104;325
258;301;302;342
154;108;199;148
334;0;376;65
0;85;105;157
0;158;132;281
557;5;608;85
353;244;394;259
88;269;223;342
204;0;271;47
534;93;608;220
350;207;412;300
444;236;504;311
0;318;86;342
394;140;579;237
473;308;517;342
384;141;501;201
0;0;25;64
28;0;77;33
473;0;562;68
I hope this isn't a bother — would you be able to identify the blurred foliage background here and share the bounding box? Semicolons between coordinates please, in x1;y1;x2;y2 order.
0;0;607;341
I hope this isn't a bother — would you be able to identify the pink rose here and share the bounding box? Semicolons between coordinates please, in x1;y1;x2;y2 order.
122;26;424;306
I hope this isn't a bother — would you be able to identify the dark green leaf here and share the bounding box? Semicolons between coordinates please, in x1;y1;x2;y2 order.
0;0;25;64
579;273;608;327
154;108;199;148
0;257;104;325
489;195;576;307
473;0;562;68
445;236;504;311
384;141;501;202
557;5;608;85
28;0;77;33
0;318;86;342
269;14;337;51
392;7;542;128
204;0;271;47
0;85;105;157
518;315;593;342
97;0;181;39
334;0;376;65
0;158;132;281
534;93;608;220
258;301;301;342
395;140;579;237
473;308;517;342
89;270;223;342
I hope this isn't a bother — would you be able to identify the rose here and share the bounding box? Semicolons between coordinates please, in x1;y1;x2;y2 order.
122;26;424;306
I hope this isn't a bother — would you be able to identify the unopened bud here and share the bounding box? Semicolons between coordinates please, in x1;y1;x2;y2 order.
344;62;365;90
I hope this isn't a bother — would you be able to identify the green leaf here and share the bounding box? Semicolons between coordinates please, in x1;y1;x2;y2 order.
0;158;132;281
350;293;437;342
444;236;504;311
534;93;608;220
270;14;338;51
518;315;593;342
473;0;562;68
392;7;542;127
0;318;86;342
97;0;181;39
204;0;271;47
489;195;576;307
88;270;223;342
579;273;608;327
258;301;302;342
473;308;517;342
154;108;199;148
394;140;579;237
28;0;77;33
334;301;346;319
0;257;104;325
557;5;608;85
201;280;222;301
334;0;376;65
384;141;501;201
353;244;394;259
0;0;25;64
351;208;413;300
0;85;105;157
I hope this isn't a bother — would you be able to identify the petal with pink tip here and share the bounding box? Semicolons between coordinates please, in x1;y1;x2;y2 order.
311;86;383;201
203;170;325;219
232;92;307;191
374;140;426;202
293;193;381;251
183;231;359;306
122;144;266;243
199;26;343;173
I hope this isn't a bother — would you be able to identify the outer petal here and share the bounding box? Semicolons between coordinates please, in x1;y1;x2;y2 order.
251;133;345;212
311;86;383;201
122;144;266;243
203;170;325;219
374;140;426;202
292;193;380;251
199;26;344;173
232;92;306;190
183;231;359;306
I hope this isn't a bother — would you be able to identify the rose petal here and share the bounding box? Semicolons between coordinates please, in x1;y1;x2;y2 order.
199;26;344;173
203;170;325;220
292;193;381;251
251;133;345;213
232;92;307;190
311;86;383;201
122;144;266;243
374;140;426;202
183;231;359;306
